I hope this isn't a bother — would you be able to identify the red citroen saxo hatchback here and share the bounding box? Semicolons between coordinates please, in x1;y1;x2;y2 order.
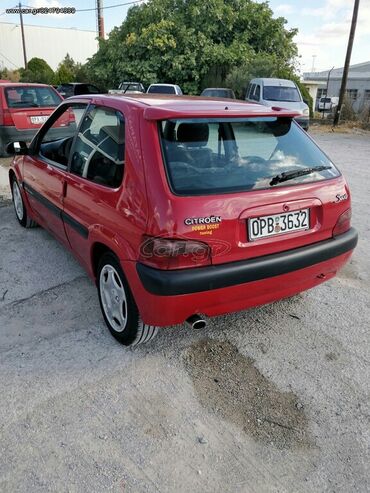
0;83;63;156
8;95;358;346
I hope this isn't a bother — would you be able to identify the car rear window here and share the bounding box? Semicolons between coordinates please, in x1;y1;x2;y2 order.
5;86;62;108
263;86;301;102
119;82;143;92
148;85;176;94
202;89;233;98
160;117;340;195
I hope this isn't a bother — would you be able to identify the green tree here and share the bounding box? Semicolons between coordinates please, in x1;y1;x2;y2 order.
19;58;55;84
54;54;92;84
0;67;9;80
86;0;298;94
55;54;75;84
225;53;293;98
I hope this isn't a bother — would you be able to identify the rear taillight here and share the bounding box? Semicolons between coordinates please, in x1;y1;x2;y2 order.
68;108;76;124
333;208;351;237
139;236;211;270
2;109;14;126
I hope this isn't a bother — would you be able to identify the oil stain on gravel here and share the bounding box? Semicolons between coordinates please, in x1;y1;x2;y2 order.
183;339;311;449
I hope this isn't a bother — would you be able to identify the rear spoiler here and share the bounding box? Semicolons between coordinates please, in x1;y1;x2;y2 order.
143;106;300;121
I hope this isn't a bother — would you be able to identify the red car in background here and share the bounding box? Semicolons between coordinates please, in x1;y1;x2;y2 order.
8;95;358;346
0;83;63;156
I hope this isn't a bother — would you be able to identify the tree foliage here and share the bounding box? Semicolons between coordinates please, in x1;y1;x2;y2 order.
19;57;54;84
55;54;90;84
16;54;90;85
86;0;298;94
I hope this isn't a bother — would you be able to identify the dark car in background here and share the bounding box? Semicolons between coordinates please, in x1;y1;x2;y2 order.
0;82;63;156
201;88;236;99
56;83;103;98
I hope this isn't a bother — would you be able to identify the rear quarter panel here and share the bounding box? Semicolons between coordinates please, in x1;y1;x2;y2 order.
83;100;149;274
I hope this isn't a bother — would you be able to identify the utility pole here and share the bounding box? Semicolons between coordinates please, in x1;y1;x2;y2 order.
19;2;27;68
323;66;334;119
333;0;360;126
96;0;105;39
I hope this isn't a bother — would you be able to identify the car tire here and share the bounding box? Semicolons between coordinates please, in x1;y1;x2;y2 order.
11;177;37;228
97;252;158;346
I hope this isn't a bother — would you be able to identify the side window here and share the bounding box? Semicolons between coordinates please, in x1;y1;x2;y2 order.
255;84;261;101
70;106;125;188
249;84;256;100
39;104;86;167
245;84;251;99
250;84;260;101
74;85;85;95
87;85;100;94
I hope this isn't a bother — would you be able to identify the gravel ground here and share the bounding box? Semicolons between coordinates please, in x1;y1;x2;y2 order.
0;131;369;492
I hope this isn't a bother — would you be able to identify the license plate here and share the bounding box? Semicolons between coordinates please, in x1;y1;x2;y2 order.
30;115;48;124
248;209;310;241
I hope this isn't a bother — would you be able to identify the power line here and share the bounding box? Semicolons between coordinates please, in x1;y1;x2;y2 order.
0;1;144;15
75;0;144;12
0;50;19;69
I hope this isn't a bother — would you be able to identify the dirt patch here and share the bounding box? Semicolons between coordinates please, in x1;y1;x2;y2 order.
183;339;311;449
0;157;12;167
325;352;339;362
310;123;370;135
0;197;12;207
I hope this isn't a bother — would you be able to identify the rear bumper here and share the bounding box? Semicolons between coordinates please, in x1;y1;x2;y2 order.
0;126;38;143
0;126;64;149
125;229;357;326
137;229;358;295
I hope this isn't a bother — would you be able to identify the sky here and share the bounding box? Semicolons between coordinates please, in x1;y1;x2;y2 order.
1;0;369;73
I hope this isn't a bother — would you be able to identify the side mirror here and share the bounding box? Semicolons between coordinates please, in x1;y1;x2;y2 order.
6;141;28;155
303;98;309;105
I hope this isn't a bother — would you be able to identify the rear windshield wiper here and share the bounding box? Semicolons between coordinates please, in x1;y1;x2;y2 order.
269;166;332;186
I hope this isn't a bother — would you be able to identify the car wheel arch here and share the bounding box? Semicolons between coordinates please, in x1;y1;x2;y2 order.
91;242;115;279
8;169;16;188
91;242;131;282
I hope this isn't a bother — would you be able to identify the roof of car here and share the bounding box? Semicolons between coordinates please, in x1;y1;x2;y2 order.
70;94;300;119
250;78;297;87
0;82;52;88
202;88;233;91
58;83;85;86
148;83;179;87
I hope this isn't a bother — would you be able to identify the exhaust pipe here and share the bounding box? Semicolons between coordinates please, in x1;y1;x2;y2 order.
186;314;207;330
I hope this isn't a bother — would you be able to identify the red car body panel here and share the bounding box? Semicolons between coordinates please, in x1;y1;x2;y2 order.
10;95;357;327
122;252;351;325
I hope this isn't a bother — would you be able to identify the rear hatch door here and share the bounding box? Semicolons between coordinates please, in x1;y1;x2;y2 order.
4;85;62;130
159;116;348;265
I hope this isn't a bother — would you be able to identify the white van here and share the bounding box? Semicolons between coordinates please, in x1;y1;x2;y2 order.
245;78;310;130
318;96;339;111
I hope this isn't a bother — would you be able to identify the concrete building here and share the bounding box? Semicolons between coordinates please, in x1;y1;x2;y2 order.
0;22;98;71
303;61;370;112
